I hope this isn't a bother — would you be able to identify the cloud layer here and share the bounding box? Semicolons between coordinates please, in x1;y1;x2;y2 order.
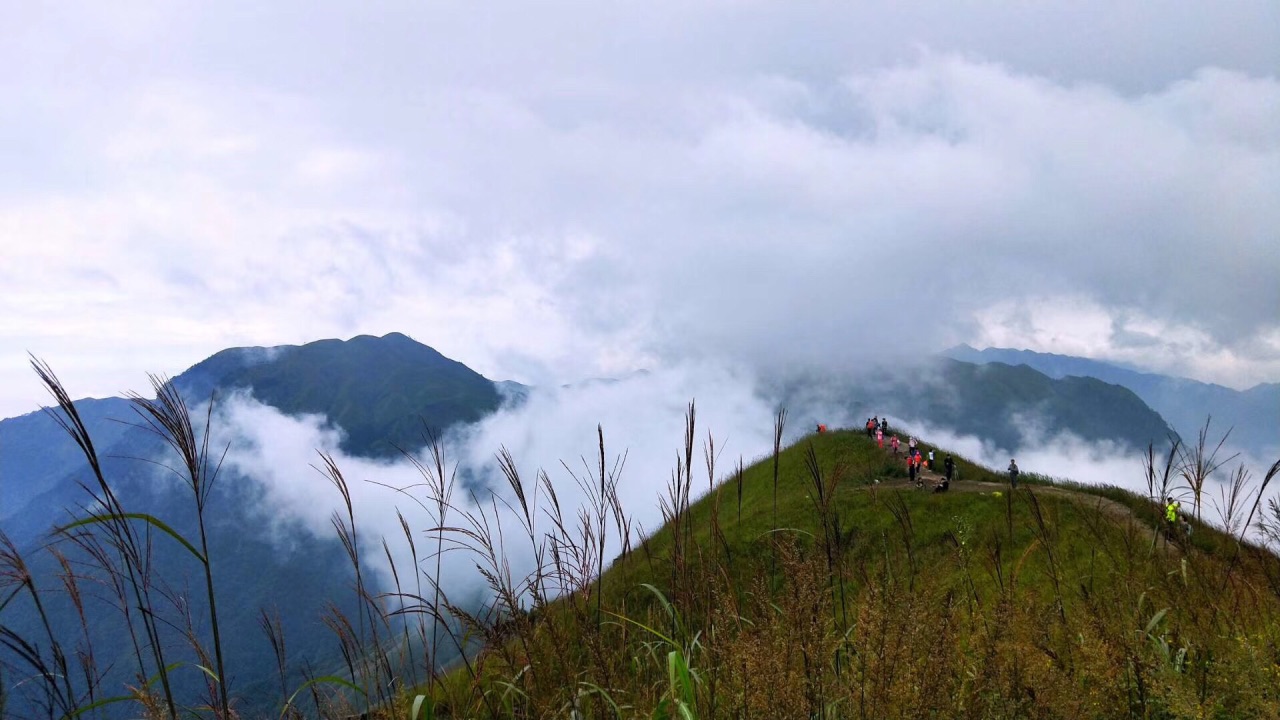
206;368;1280;610
3;4;1279;418
209;363;781;599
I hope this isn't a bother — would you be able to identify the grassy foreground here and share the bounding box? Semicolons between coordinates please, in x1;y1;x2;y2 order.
412;412;1280;719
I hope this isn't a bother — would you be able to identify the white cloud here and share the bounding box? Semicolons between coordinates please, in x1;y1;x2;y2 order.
207;362;780;598
2;5;1278;418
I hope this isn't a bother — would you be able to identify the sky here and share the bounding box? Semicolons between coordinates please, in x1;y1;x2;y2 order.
2;2;1280;420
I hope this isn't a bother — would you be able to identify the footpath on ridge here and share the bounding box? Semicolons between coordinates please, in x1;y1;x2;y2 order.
860;428;1142;525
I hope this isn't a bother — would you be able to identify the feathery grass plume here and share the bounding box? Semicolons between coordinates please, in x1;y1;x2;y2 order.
1237;457;1279;544
258;607;292;713
128;374;232;719
377;532;418;692
1214;457;1280;606
401;427;459;682
317;453;398;712
1178;417;1238;521
60;523;155;700
1212;464;1254;539
50;546;103;708
1142;438;1182;552
1260;495;1280;552
0;531;74;717
30;357;179;720
394;509;428;686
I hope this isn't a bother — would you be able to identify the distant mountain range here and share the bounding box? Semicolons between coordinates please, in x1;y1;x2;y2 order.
777;357;1176;455
944;344;1279;460
2;335;1200;553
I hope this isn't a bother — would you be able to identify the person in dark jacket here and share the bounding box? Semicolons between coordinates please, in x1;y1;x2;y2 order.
1008;459;1019;489
944;455;955;483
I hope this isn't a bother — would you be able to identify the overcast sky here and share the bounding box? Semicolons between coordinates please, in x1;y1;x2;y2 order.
2;2;1278;420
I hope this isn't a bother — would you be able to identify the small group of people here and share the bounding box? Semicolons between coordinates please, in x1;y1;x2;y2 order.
907;449;924;485
905;445;956;493
865;416;892;449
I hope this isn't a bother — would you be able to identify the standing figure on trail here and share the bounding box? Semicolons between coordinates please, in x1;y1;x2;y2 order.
908;454;918;486
876;428;884;448
882;417;890;434
908;436;917;455
891;434;900;456
1008;459;1020;489
944;454;955;483
927;449;935;470
1165;497;1182;538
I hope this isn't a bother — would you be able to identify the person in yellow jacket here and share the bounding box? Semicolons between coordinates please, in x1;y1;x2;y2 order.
1165;497;1182;538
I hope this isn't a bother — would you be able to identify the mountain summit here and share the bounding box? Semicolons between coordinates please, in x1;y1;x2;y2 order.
175;332;506;456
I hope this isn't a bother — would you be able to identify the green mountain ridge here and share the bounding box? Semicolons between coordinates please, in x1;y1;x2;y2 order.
779;356;1176;454
943;344;1280;459
175;332;507;457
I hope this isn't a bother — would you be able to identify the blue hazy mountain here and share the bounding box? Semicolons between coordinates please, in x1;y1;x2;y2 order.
0;333;514;717
2;333;509;546
777;357;1176;455
944;345;1279;459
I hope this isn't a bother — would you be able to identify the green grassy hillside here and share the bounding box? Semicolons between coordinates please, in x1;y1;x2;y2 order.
414;421;1280;719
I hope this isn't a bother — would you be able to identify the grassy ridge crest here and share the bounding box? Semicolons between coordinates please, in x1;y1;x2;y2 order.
420;420;1280;719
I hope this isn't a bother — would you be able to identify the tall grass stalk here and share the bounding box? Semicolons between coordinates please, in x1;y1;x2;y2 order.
31;359;180;720
129;374;232;718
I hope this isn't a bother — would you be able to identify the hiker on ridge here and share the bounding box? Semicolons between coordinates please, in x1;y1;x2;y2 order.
1008;459;1019;489
891;434;900;456
876;427;884;448
1165;497;1182;538
908;436;917;454
944;454;955;483
927;449;935;470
